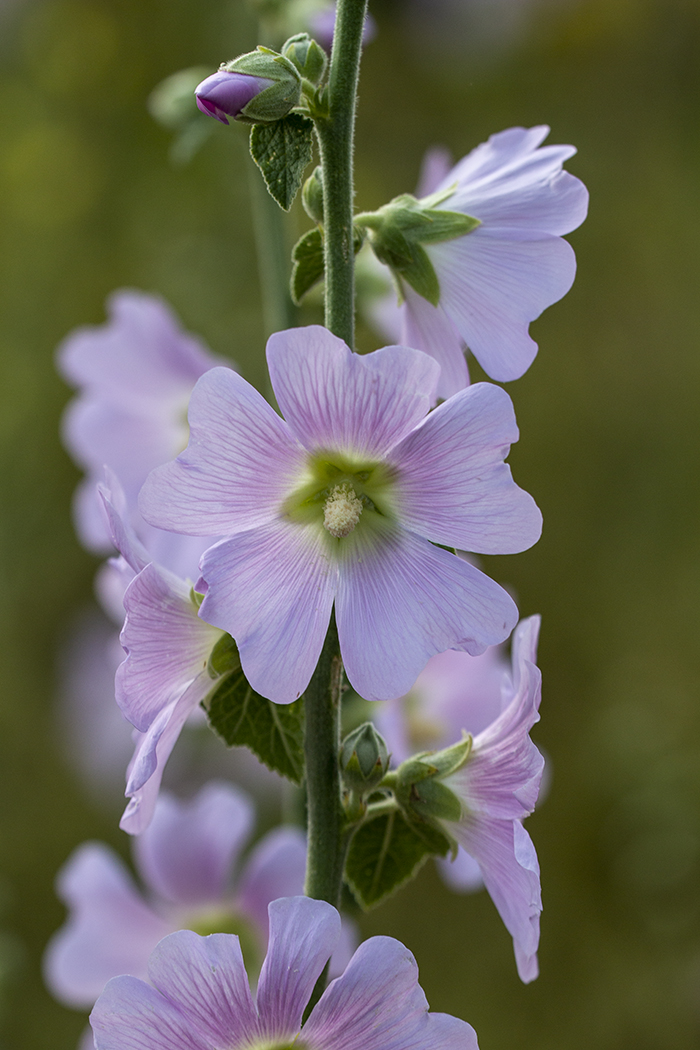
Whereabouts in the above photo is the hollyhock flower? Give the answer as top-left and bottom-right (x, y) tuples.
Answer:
(365, 126), (588, 397)
(45, 784), (354, 1025)
(195, 71), (275, 124)
(140, 325), (542, 704)
(57, 289), (226, 554)
(90, 895), (479, 1050)
(396, 617), (543, 981)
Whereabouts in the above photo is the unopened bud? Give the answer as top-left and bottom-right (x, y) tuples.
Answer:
(302, 166), (324, 224)
(196, 47), (301, 126)
(282, 33), (328, 84)
(340, 722), (390, 795)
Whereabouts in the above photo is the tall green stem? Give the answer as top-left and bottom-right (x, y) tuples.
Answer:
(302, 0), (368, 928)
(315, 0), (369, 347)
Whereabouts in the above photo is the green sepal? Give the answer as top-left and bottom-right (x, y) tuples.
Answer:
(222, 48), (302, 126)
(411, 778), (463, 823)
(206, 632), (240, 679)
(345, 809), (451, 909)
(282, 33), (328, 84)
(302, 166), (324, 224)
(291, 223), (365, 303)
(250, 113), (315, 211)
(357, 194), (480, 307)
(203, 668), (304, 783)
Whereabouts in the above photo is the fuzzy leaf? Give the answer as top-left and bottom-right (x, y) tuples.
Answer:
(345, 810), (451, 909)
(291, 227), (324, 303)
(203, 669), (304, 783)
(250, 114), (315, 211)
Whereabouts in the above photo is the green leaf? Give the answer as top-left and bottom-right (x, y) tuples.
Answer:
(203, 668), (304, 783)
(291, 227), (324, 303)
(250, 114), (315, 211)
(345, 810), (451, 909)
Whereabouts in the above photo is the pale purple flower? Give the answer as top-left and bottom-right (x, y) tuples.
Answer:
(392, 127), (589, 397)
(195, 71), (275, 125)
(140, 325), (542, 704)
(435, 616), (544, 982)
(57, 289), (226, 554)
(44, 784), (308, 1009)
(309, 3), (377, 51)
(90, 895), (478, 1050)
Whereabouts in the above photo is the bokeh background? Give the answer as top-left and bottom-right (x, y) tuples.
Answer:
(1, 0), (699, 1046)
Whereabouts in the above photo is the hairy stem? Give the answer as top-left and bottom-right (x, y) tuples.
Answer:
(314, 0), (369, 347)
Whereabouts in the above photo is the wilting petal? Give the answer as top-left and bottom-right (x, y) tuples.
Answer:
(267, 326), (439, 458)
(390, 382), (542, 553)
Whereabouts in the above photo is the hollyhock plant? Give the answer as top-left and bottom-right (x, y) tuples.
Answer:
(195, 70), (275, 124)
(90, 895), (479, 1050)
(140, 325), (542, 704)
(57, 289), (226, 554)
(396, 616), (543, 981)
(363, 126), (588, 397)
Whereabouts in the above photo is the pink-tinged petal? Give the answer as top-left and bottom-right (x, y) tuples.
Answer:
(436, 847), (484, 892)
(304, 936), (479, 1050)
(427, 229), (577, 382)
(390, 382), (542, 554)
(399, 290), (469, 401)
(43, 843), (168, 1008)
(117, 563), (220, 732)
(139, 367), (306, 536)
(91, 973), (212, 1050)
(450, 817), (540, 984)
(120, 679), (208, 835)
(336, 528), (518, 701)
(267, 326), (439, 457)
(146, 930), (257, 1048)
(98, 482), (150, 575)
(236, 827), (307, 937)
(256, 897), (340, 1041)
(199, 521), (336, 703)
(133, 783), (254, 906)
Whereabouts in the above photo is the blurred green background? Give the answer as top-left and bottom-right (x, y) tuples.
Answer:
(1, 0), (699, 1046)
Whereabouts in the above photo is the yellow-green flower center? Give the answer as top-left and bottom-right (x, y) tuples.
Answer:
(282, 452), (397, 542)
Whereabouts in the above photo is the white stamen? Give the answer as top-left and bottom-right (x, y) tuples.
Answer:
(323, 484), (363, 538)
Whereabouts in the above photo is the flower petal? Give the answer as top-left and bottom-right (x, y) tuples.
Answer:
(449, 817), (540, 983)
(198, 521), (337, 703)
(139, 366), (306, 536)
(44, 843), (168, 1008)
(117, 563), (220, 732)
(303, 935), (479, 1050)
(267, 326), (439, 457)
(91, 973), (213, 1050)
(236, 826), (307, 938)
(133, 783), (254, 906)
(427, 229), (577, 382)
(336, 528), (518, 701)
(256, 897), (340, 1041)
(146, 930), (258, 1048)
(436, 848), (484, 892)
(390, 382), (542, 554)
(399, 289), (469, 401)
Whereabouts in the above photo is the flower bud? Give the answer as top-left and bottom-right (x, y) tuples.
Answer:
(340, 722), (390, 796)
(282, 32), (328, 84)
(195, 47), (301, 126)
(302, 166), (324, 224)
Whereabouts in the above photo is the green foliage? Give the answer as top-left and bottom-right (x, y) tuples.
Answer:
(204, 668), (305, 783)
(345, 809), (451, 908)
(250, 114), (315, 211)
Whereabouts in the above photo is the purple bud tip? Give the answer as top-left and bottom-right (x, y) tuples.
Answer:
(309, 4), (376, 52)
(194, 70), (274, 124)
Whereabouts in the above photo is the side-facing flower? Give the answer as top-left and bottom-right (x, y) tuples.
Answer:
(90, 895), (479, 1050)
(140, 325), (542, 704)
(362, 126), (588, 396)
(44, 783), (316, 1013)
(395, 616), (544, 982)
(57, 289), (225, 553)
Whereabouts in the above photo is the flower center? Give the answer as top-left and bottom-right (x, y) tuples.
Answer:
(323, 484), (363, 538)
